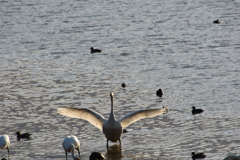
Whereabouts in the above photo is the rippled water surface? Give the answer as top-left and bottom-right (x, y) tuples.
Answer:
(0, 0), (240, 159)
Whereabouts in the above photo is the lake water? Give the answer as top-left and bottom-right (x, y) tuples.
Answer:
(0, 0), (239, 159)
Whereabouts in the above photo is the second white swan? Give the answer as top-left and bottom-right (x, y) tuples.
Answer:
(58, 92), (168, 146)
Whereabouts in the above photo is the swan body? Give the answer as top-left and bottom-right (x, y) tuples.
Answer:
(58, 92), (169, 146)
(0, 135), (10, 159)
(62, 135), (80, 160)
(103, 118), (122, 143)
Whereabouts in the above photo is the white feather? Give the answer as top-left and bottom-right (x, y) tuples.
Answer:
(119, 108), (168, 128)
(58, 108), (106, 130)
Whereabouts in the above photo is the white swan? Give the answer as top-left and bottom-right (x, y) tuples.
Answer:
(58, 92), (168, 146)
(0, 135), (10, 159)
(62, 135), (80, 160)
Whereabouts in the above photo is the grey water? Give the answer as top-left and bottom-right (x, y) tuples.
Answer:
(0, 0), (240, 159)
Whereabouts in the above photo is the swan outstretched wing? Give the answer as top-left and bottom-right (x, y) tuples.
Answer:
(57, 108), (107, 130)
(119, 107), (168, 128)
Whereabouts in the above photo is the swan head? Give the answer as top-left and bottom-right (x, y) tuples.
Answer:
(110, 92), (114, 98)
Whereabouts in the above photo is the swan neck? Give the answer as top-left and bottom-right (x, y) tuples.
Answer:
(70, 144), (76, 158)
(109, 94), (115, 120)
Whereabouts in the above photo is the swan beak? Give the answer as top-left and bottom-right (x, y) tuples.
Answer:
(110, 92), (114, 97)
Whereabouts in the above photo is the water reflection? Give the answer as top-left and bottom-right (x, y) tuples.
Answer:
(106, 145), (123, 160)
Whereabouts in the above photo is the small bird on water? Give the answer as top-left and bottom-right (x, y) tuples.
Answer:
(15, 132), (32, 141)
(192, 106), (204, 115)
(122, 129), (128, 133)
(213, 19), (221, 24)
(89, 152), (105, 160)
(90, 47), (102, 53)
(121, 83), (126, 88)
(156, 89), (163, 97)
(191, 152), (206, 159)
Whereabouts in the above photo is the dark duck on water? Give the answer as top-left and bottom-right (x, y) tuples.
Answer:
(90, 47), (102, 53)
(89, 152), (105, 160)
(191, 152), (206, 159)
(213, 19), (221, 24)
(156, 89), (163, 97)
(16, 132), (32, 141)
(192, 106), (204, 115)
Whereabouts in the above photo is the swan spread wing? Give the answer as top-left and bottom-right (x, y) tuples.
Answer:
(57, 108), (107, 130)
(119, 107), (168, 128)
